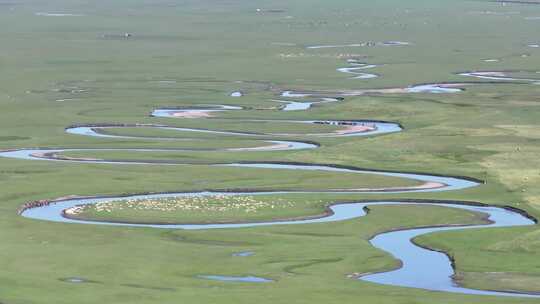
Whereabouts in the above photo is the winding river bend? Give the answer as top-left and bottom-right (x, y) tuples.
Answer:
(19, 195), (538, 297)
(2, 75), (539, 298)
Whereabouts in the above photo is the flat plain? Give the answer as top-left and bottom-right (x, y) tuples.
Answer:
(1, 0), (540, 303)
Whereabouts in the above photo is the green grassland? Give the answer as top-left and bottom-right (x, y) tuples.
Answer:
(1, 0), (540, 303)
(67, 195), (343, 224)
(99, 120), (344, 135)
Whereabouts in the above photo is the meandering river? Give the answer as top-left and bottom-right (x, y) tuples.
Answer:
(1, 68), (537, 298)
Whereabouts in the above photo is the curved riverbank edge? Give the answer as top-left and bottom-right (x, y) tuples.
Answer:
(67, 123), (269, 137)
(349, 211), (494, 276)
(275, 82), (468, 96)
(276, 80), (534, 98)
(18, 196), (513, 226)
(67, 118), (400, 125)
(458, 70), (540, 82)
(351, 212), (540, 298)
(359, 203), (539, 298)
(151, 105), (247, 111)
(17, 196), (494, 222)
(16, 195), (540, 297)
(65, 119), (401, 138)
(5, 158), (479, 193)
(6, 140), (321, 155)
(58, 198), (533, 227)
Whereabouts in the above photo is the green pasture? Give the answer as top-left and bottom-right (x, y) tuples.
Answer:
(1, 0), (540, 302)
